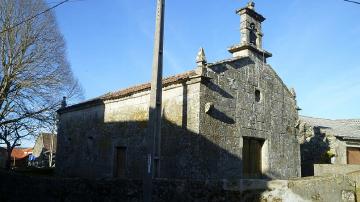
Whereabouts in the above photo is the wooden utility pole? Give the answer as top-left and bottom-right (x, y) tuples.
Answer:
(144, 0), (165, 201)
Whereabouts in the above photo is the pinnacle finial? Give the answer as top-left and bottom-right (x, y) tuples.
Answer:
(196, 47), (207, 67)
(61, 96), (67, 108)
(247, 1), (255, 9)
(290, 88), (296, 98)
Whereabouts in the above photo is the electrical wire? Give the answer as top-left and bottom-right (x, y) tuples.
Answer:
(47, 0), (86, 5)
(0, 0), (70, 34)
(344, 0), (360, 5)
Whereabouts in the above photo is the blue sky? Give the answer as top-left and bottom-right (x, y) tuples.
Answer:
(52, 0), (360, 120)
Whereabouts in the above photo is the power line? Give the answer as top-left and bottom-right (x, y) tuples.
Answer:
(48, 0), (86, 5)
(344, 0), (360, 5)
(0, 0), (70, 34)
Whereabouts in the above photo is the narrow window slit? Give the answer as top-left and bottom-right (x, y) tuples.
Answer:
(255, 89), (261, 102)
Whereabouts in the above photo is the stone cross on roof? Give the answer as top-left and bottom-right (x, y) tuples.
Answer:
(247, 1), (255, 9)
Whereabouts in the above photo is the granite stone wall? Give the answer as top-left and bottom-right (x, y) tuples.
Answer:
(57, 55), (301, 180)
(314, 164), (360, 176)
(199, 56), (301, 179)
(57, 80), (205, 179)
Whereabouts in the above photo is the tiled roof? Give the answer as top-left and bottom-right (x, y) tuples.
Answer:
(300, 116), (360, 139)
(100, 70), (197, 100)
(11, 148), (32, 160)
(59, 70), (197, 113)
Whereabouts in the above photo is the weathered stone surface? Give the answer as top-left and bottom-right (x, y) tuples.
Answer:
(57, 81), (202, 179)
(314, 164), (360, 176)
(289, 175), (356, 202)
(199, 55), (300, 180)
(0, 171), (358, 202)
(56, 49), (300, 180)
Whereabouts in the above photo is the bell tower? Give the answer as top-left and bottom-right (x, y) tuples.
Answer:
(228, 1), (272, 60)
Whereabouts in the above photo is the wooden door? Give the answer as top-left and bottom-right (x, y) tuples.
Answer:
(115, 147), (126, 178)
(243, 137), (264, 178)
(347, 147), (360, 164)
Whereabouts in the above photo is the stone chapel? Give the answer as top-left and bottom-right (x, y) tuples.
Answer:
(56, 2), (301, 180)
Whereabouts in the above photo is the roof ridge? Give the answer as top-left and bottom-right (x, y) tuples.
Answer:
(59, 70), (198, 113)
(300, 115), (360, 122)
(299, 115), (336, 121)
(335, 119), (360, 124)
(101, 70), (197, 101)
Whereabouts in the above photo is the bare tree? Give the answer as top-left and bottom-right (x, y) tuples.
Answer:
(0, 0), (83, 170)
(0, 119), (37, 169)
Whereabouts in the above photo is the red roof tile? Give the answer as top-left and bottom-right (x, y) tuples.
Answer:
(59, 70), (197, 113)
(11, 148), (32, 160)
(101, 70), (197, 100)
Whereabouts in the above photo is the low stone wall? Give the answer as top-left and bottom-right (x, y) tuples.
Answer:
(314, 164), (360, 176)
(0, 171), (358, 202)
(0, 172), (244, 202)
(289, 175), (356, 202)
(224, 176), (356, 202)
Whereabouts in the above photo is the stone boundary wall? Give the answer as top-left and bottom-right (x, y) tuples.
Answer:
(315, 164), (360, 176)
(0, 171), (358, 202)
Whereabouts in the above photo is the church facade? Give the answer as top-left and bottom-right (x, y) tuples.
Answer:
(56, 2), (301, 180)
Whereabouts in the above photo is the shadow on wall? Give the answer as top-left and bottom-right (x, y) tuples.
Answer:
(211, 58), (255, 74)
(58, 113), (246, 179)
(57, 81), (275, 181)
(207, 107), (236, 124)
(55, 111), (287, 202)
(206, 80), (234, 99)
(300, 126), (331, 177)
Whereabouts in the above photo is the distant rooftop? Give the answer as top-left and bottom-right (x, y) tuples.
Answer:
(12, 148), (32, 160)
(300, 116), (360, 139)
